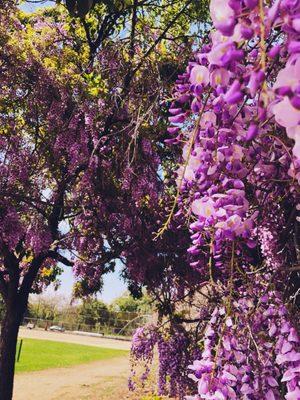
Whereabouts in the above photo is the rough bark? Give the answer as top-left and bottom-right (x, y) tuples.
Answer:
(0, 299), (25, 400)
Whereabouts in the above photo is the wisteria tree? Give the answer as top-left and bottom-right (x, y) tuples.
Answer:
(4, 1), (300, 400)
(0, 0), (209, 399)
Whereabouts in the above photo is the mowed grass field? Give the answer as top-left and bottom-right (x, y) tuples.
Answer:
(15, 338), (128, 373)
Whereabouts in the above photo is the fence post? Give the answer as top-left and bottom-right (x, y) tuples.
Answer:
(16, 339), (23, 363)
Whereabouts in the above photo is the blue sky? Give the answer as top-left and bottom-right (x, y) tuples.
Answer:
(21, 0), (128, 303)
(54, 262), (128, 303)
(20, 1), (54, 13)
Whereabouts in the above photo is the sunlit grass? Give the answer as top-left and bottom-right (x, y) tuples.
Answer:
(15, 338), (128, 373)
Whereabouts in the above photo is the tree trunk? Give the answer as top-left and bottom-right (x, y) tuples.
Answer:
(0, 303), (23, 400)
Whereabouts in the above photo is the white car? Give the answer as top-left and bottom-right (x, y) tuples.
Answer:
(49, 325), (65, 332)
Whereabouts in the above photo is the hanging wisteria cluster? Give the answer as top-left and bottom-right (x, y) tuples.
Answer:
(162, 0), (300, 399)
(130, 323), (201, 398)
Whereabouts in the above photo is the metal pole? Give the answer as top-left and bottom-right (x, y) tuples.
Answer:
(17, 339), (23, 363)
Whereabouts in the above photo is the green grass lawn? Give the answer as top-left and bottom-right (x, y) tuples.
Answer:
(15, 338), (128, 373)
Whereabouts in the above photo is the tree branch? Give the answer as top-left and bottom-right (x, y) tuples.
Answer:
(0, 271), (8, 301)
(47, 250), (74, 267)
(19, 254), (46, 302)
(127, 0), (193, 86)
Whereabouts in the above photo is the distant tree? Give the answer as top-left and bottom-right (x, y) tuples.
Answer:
(110, 292), (152, 313)
(28, 297), (60, 321)
(77, 298), (110, 326)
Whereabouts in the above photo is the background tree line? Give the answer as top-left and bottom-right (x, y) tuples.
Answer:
(25, 292), (153, 335)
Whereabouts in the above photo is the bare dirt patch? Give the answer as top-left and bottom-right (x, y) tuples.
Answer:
(13, 356), (130, 400)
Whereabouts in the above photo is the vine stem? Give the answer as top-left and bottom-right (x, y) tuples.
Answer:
(259, 0), (267, 72)
(227, 241), (235, 315)
(210, 241), (236, 383)
(209, 235), (215, 285)
(155, 89), (212, 239)
(259, 0), (269, 107)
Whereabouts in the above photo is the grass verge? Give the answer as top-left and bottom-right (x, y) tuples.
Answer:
(15, 338), (128, 373)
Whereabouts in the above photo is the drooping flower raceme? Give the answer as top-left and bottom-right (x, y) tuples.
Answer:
(165, 0), (300, 398)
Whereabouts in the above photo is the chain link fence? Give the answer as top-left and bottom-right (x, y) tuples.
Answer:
(22, 312), (152, 338)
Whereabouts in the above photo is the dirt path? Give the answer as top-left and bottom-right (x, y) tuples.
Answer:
(13, 328), (133, 400)
(13, 355), (130, 400)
